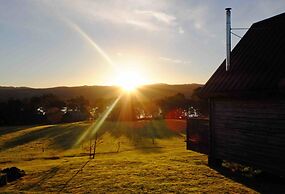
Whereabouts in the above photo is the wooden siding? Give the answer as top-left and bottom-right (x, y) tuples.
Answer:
(212, 98), (285, 176)
(186, 118), (209, 154)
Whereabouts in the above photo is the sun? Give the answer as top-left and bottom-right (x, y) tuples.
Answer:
(116, 69), (144, 92)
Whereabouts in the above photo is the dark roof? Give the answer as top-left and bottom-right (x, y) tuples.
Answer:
(200, 12), (285, 98)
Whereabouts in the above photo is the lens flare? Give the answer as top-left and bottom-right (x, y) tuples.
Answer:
(64, 19), (117, 71)
(75, 94), (122, 146)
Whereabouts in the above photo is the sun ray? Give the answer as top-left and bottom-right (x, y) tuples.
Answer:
(64, 18), (118, 71)
(75, 94), (122, 146)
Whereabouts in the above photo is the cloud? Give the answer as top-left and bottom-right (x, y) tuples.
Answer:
(134, 10), (176, 25)
(178, 27), (184, 34)
(43, 1), (180, 32)
(159, 57), (190, 64)
(126, 10), (179, 31)
(187, 5), (208, 31)
(126, 10), (177, 31)
(126, 19), (158, 31)
(177, 3), (215, 37)
(116, 52), (123, 57)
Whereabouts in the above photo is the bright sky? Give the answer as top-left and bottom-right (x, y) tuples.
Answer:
(1, 0), (285, 88)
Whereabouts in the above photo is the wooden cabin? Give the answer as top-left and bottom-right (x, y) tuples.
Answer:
(198, 13), (285, 176)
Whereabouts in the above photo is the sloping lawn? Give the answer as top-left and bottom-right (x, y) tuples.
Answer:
(0, 120), (272, 193)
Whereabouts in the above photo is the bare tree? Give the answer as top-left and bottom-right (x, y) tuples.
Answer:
(89, 133), (103, 159)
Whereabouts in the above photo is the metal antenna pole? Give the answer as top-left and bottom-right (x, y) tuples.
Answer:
(225, 8), (231, 71)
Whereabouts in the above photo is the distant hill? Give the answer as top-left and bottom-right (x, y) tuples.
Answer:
(0, 84), (202, 102)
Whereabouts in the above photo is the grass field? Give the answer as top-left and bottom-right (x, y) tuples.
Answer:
(0, 120), (282, 193)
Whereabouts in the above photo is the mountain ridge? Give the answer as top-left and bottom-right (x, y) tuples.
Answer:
(0, 83), (203, 102)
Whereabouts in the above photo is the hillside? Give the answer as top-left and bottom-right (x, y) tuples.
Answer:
(0, 120), (267, 193)
(0, 84), (202, 102)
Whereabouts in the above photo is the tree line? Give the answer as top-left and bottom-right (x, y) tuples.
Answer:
(0, 87), (207, 126)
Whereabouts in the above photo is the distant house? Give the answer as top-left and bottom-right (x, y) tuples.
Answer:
(198, 13), (285, 176)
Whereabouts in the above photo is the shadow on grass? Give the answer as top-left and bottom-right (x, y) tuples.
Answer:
(22, 166), (60, 191)
(0, 125), (38, 137)
(212, 165), (285, 194)
(0, 123), (88, 151)
(101, 120), (182, 152)
(0, 120), (185, 153)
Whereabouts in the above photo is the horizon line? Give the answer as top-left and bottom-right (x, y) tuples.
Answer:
(0, 82), (204, 90)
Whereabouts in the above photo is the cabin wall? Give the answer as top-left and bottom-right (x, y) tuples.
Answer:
(186, 118), (209, 154)
(211, 98), (285, 175)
